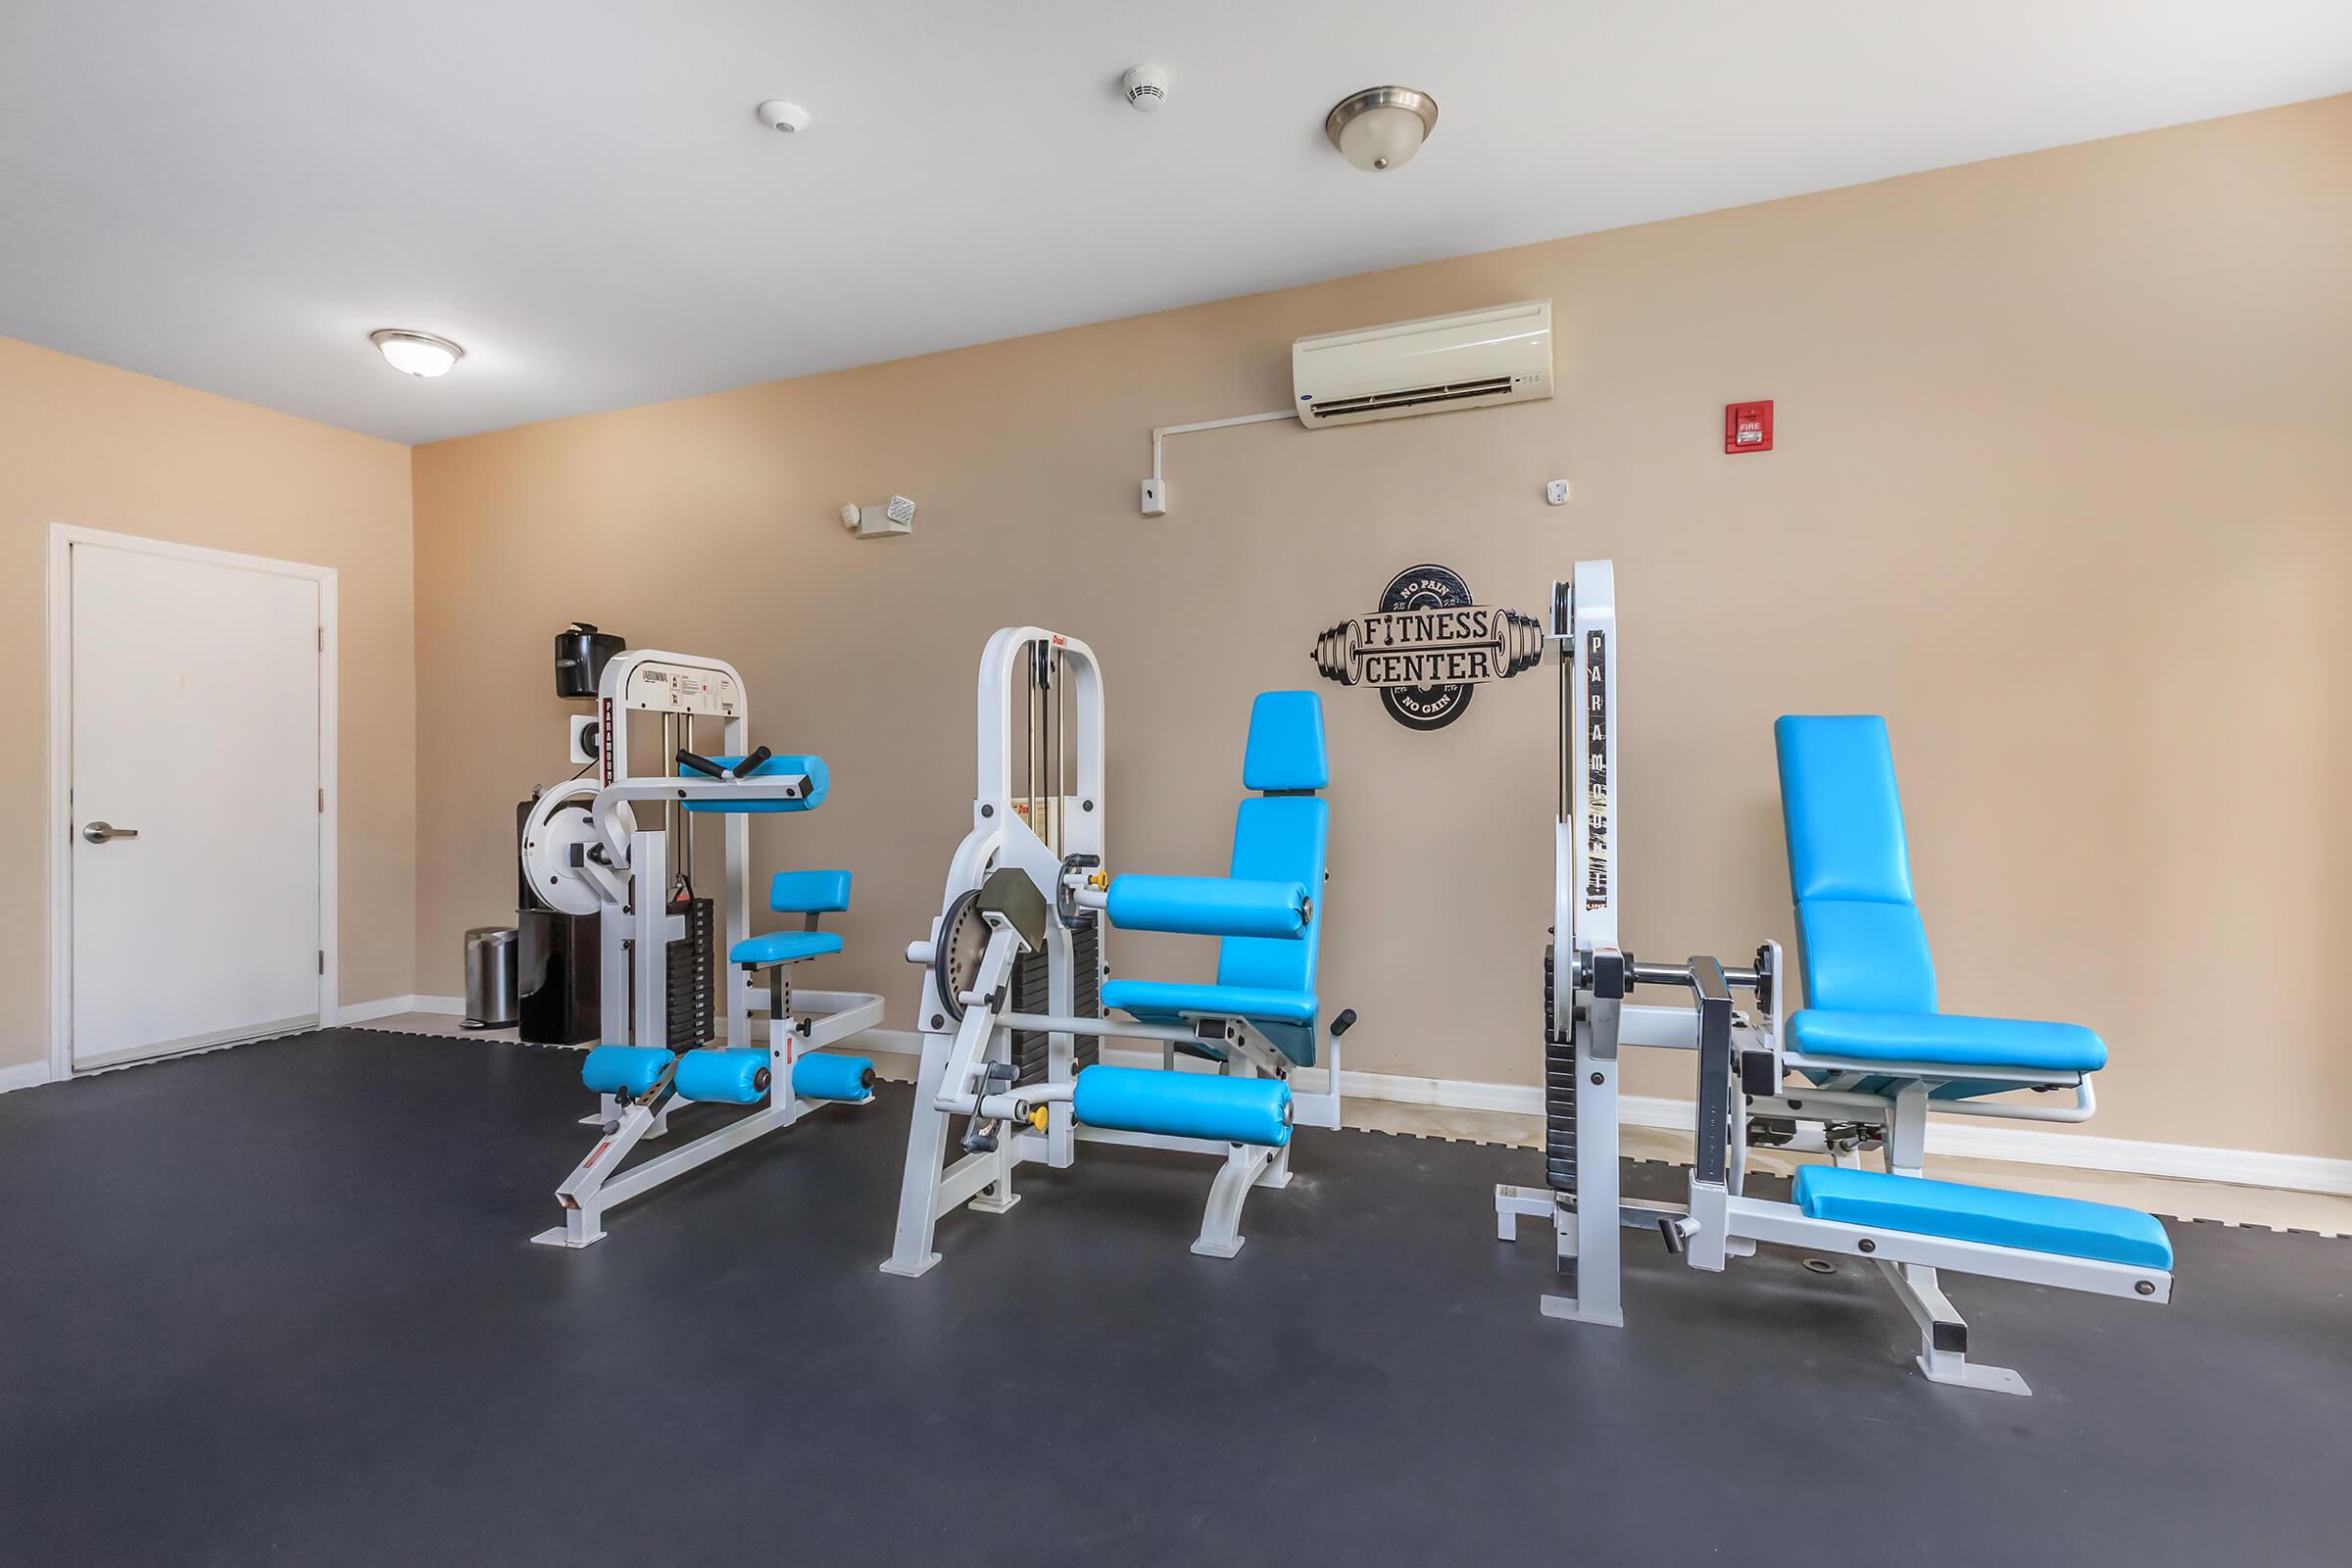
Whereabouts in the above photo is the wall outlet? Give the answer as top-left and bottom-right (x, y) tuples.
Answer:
(1545, 479), (1571, 506)
(1139, 477), (1166, 515)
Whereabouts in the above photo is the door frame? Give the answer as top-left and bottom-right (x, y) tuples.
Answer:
(45, 523), (340, 1080)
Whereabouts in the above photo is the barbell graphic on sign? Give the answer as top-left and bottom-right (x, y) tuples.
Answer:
(1309, 564), (1544, 730)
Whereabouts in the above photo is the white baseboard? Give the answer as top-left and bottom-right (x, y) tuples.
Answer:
(331, 994), (437, 1026)
(410, 995), (466, 1016)
(919, 1038), (2352, 1197)
(0, 1059), (54, 1096)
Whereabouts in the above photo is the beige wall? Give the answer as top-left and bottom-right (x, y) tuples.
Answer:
(1, 336), (418, 1069)
(414, 96), (2352, 1159)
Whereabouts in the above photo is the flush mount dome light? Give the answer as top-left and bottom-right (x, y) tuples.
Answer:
(1324, 85), (1438, 172)
(369, 328), (465, 377)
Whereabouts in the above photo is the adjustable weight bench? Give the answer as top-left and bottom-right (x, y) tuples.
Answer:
(1752, 714), (2173, 1390)
(1496, 563), (2170, 1396)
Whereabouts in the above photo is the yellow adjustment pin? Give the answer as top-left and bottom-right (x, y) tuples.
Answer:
(1087, 870), (1111, 892)
(1026, 1104), (1051, 1131)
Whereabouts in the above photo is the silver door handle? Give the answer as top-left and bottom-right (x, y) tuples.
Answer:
(81, 820), (139, 844)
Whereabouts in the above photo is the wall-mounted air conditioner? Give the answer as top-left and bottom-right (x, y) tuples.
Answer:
(1292, 300), (1552, 428)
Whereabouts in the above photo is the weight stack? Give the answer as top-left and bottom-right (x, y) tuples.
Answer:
(1012, 923), (1102, 1087)
(1544, 944), (1578, 1194)
(664, 896), (715, 1049)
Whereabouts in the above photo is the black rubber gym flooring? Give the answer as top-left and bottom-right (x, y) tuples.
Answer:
(3, 1029), (2346, 1566)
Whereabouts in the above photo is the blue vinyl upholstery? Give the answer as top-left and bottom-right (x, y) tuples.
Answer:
(729, 930), (844, 966)
(1794, 1165), (2172, 1270)
(1106, 874), (1310, 939)
(1102, 691), (1330, 1065)
(791, 1054), (877, 1102)
(582, 1045), (675, 1098)
(1072, 1064), (1292, 1148)
(1776, 715), (2105, 1079)
(1789, 1010), (2105, 1073)
(681, 754), (830, 813)
(1242, 690), (1329, 791)
(674, 1047), (771, 1104)
(770, 869), (852, 913)
(734, 869), (853, 968)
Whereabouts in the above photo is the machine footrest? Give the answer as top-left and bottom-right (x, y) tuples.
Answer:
(1072, 1065), (1292, 1148)
(581, 1046), (675, 1098)
(1792, 1165), (2172, 1270)
(793, 1054), (876, 1102)
(674, 1048), (771, 1105)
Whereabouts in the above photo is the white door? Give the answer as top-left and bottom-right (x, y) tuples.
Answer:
(69, 541), (323, 1069)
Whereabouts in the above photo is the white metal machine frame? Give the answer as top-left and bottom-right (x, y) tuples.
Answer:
(521, 648), (882, 1248)
(882, 628), (1330, 1277)
(1493, 563), (2171, 1393)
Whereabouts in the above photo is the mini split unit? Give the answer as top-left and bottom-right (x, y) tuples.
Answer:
(1291, 300), (1552, 427)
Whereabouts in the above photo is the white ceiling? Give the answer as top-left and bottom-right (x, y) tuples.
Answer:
(4, 2), (2347, 444)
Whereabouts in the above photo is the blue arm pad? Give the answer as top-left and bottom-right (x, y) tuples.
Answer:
(681, 754), (829, 813)
(1105, 875), (1309, 939)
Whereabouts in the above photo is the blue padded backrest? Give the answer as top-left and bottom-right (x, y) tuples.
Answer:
(1775, 716), (1912, 903)
(1217, 796), (1328, 997)
(1775, 715), (1937, 1014)
(1795, 901), (1936, 1013)
(770, 869), (852, 913)
(1243, 691), (1329, 792)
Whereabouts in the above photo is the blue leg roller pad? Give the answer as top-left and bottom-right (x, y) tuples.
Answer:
(793, 1054), (877, 1102)
(1072, 1064), (1292, 1147)
(674, 1048), (772, 1105)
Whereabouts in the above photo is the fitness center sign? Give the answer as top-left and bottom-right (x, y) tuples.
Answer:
(1310, 564), (1544, 730)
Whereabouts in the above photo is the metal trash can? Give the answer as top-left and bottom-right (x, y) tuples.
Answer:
(464, 926), (519, 1029)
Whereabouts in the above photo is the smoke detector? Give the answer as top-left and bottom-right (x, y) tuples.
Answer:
(1121, 65), (1168, 113)
(757, 100), (810, 133)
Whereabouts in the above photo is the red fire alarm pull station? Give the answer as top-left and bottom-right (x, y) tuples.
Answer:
(1725, 400), (1773, 454)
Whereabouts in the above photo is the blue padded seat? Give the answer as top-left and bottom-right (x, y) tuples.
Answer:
(1776, 715), (2103, 1081)
(1104, 691), (1330, 1066)
(1794, 1165), (2172, 1271)
(734, 869), (852, 967)
(730, 930), (843, 966)
(1098, 980), (1318, 1027)
(681, 754), (829, 813)
(1788, 1010), (2106, 1073)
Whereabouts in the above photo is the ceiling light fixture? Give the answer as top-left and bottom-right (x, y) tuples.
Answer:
(369, 329), (465, 377)
(1324, 85), (1438, 172)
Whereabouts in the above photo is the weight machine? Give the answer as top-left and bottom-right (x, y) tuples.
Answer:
(883, 628), (1351, 1276)
(1494, 562), (2172, 1393)
(519, 647), (882, 1249)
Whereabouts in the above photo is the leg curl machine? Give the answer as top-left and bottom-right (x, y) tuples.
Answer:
(883, 628), (1353, 1275)
(1495, 562), (2172, 1393)
(519, 648), (883, 1248)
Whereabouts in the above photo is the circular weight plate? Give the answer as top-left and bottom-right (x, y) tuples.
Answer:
(931, 888), (988, 1023)
(521, 779), (605, 916)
